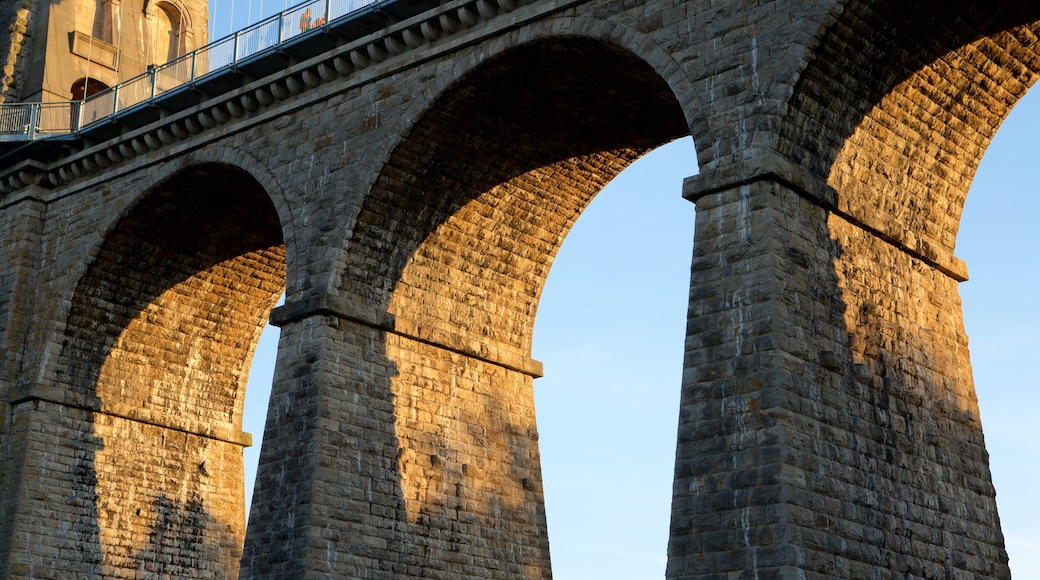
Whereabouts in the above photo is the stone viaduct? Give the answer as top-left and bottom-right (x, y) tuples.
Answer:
(0, 0), (1035, 577)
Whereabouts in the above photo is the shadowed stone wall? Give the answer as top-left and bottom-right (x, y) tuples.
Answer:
(0, 0), (1036, 577)
(0, 0), (41, 102)
(673, 172), (1006, 577)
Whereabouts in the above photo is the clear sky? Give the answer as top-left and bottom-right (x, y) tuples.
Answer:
(958, 89), (1040, 578)
(214, 1), (1040, 577)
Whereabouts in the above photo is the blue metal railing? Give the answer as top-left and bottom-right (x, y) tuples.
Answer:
(0, 0), (387, 142)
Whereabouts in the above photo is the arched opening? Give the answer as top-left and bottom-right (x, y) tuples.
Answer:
(71, 77), (109, 100)
(242, 294), (282, 519)
(270, 35), (697, 576)
(782, 1), (1040, 265)
(151, 2), (185, 65)
(529, 137), (695, 576)
(235, 33), (696, 576)
(240, 141), (697, 577)
(959, 89), (1040, 578)
(55, 163), (285, 577)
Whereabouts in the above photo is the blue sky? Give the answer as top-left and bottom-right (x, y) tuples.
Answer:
(215, 1), (1040, 577)
(958, 89), (1040, 578)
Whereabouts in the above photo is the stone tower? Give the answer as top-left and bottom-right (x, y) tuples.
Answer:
(0, 0), (209, 103)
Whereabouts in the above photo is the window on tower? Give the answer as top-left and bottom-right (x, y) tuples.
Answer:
(151, 3), (185, 66)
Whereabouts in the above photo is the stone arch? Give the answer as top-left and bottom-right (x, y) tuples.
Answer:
(119, 146), (303, 297)
(319, 16), (710, 304)
(781, 0), (1040, 263)
(478, 15), (711, 168)
(45, 147), (298, 323)
(52, 162), (286, 577)
(326, 33), (692, 576)
(342, 33), (693, 359)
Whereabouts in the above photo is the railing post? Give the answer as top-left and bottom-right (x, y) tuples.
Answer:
(325, 0), (332, 25)
(150, 68), (158, 98)
(278, 9), (285, 43)
(190, 51), (197, 81)
(112, 85), (120, 116)
(233, 31), (240, 65)
(26, 104), (38, 140)
(75, 101), (84, 132)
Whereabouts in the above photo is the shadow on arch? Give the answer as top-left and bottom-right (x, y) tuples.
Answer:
(331, 34), (697, 576)
(783, 0), (1040, 265)
(52, 162), (285, 577)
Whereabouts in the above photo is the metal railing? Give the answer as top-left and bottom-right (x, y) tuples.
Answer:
(0, 0), (388, 142)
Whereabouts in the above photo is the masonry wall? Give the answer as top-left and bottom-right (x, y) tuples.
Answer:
(0, 0), (42, 101)
(815, 212), (1002, 577)
(242, 313), (552, 578)
(2, 402), (246, 578)
(0, 163), (284, 577)
(670, 178), (1006, 578)
(0, 192), (46, 575)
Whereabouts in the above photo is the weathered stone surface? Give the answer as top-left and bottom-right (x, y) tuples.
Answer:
(0, 0), (1033, 578)
(0, 0), (41, 103)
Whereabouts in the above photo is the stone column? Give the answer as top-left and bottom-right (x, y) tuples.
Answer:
(242, 294), (551, 579)
(241, 299), (393, 578)
(667, 157), (1008, 578)
(0, 191), (46, 577)
(667, 170), (803, 578)
(0, 193), (106, 579)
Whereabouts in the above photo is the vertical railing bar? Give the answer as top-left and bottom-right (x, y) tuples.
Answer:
(27, 103), (38, 140)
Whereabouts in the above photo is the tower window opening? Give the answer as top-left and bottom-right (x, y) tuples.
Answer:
(151, 3), (185, 66)
(71, 77), (110, 100)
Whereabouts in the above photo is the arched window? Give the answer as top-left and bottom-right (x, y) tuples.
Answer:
(71, 77), (109, 100)
(151, 3), (184, 65)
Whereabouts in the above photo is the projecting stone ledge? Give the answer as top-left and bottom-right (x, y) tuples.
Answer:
(272, 292), (544, 378)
